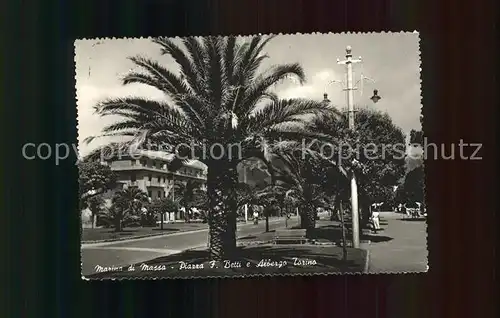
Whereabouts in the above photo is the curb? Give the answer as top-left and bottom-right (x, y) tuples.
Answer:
(363, 249), (370, 273)
(82, 227), (207, 244)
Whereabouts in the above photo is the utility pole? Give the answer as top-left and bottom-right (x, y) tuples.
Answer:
(337, 46), (362, 248)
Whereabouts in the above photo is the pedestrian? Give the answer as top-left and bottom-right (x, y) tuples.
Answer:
(371, 210), (381, 233)
(403, 203), (410, 218)
(253, 208), (259, 225)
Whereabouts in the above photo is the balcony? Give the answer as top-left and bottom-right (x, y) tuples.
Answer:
(174, 170), (207, 180)
(145, 180), (170, 187)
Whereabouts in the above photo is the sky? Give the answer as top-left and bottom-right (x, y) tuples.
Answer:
(75, 32), (422, 157)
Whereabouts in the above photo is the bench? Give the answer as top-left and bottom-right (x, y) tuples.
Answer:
(404, 208), (422, 218)
(274, 229), (307, 244)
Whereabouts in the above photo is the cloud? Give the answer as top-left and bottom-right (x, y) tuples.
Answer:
(277, 68), (340, 100)
(76, 83), (166, 156)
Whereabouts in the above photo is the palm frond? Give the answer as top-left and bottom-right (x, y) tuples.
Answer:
(152, 37), (205, 95)
(124, 56), (189, 96)
(223, 36), (237, 84)
(182, 37), (207, 82)
(94, 97), (171, 118)
(82, 131), (136, 145)
(246, 98), (334, 133)
(237, 63), (306, 117)
(205, 36), (226, 110)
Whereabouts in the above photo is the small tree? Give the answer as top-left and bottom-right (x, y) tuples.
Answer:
(87, 195), (105, 228)
(254, 185), (285, 232)
(150, 198), (180, 230)
(402, 166), (425, 204)
(173, 180), (201, 222)
(409, 114), (424, 146)
(78, 161), (116, 208)
(78, 160), (117, 233)
(102, 188), (149, 232)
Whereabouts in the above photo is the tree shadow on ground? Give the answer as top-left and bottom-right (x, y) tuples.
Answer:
(240, 235), (257, 240)
(310, 224), (393, 244)
(89, 229), (144, 237)
(360, 233), (393, 243)
(111, 229), (139, 235)
(398, 218), (426, 222)
(82, 227), (181, 242)
(87, 244), (367, 279)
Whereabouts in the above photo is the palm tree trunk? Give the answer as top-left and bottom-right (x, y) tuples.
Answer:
(160, 213), (164, 230)
(306, 205), (316, 232)
(115, 217), (122, 232)
(299, 203), (316, 234)
(207, 162), (238, 261)
(265, 216), (269, 232)
(185, 204), (191, 223)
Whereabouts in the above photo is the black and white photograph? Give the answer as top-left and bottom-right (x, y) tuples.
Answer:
(76, 32), (427, 279)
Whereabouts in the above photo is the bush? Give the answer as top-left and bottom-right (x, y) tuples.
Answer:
(122, 215), (141, 228)
(140, 212), (157, 227)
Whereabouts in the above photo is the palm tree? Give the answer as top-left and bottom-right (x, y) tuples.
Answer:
(86, 35), (333, 260)
(270, 149), (331, 235)
(108, 187), (149, 232)
(87, 195), (105, 229)
(252, 184), (285, 232)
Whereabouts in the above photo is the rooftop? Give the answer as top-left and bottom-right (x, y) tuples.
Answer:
(135, 150), (207, 171)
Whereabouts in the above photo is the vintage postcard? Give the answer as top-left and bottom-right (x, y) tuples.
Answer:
(76, 32), (427, 279)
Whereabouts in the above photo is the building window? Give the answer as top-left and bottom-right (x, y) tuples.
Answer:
(148, 191), (152, 198)
(131, 160), (135, 166)
(148, 175), (152, 182)
(158, 191), (162, 198)
(131, 174), (136, 182)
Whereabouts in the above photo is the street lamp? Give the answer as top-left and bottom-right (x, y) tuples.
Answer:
(370, 89), (381, 103)
(335, 45), (366, 248)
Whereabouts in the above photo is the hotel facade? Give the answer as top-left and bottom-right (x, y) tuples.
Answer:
(104, 150), (208, 200)
(81, 151), (273, 226)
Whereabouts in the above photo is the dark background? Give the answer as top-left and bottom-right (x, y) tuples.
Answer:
(1, 0), (497, 317)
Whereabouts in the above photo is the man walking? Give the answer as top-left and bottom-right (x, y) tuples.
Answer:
(253, 208), (259, 225)
(371, 210), (381, 233)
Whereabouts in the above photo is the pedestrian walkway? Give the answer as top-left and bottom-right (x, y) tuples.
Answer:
(364, 212), (428, 273)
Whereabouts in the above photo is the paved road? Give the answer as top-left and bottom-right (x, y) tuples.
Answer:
(365, 212), (428, 273)
(82, 217), (293, 276)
